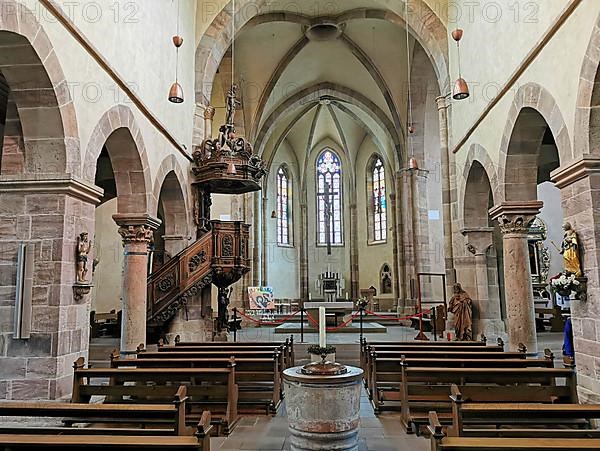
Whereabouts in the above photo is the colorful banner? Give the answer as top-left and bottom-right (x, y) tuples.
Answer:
(248, 286), (275, 310)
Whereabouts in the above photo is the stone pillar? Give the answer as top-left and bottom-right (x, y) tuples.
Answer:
(349, 203), (359, 299)
(204, 106), (215, 140)
(0, 175), (102, 399)
(461, 227), (506, 340)
(437, 96), (456, 289)
(389, 193), (401, 303)
(261, 194), (268, 287)
(299, 202), (309, 302)
(489, 202), (542, 353)
(113, 214), (160, 356)
(252, 191), (261, 286)
(552, 157), (600, 402)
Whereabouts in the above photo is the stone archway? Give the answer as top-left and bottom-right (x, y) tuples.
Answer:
(153, 156), (190, 260)
(87, 105), (159, 356)
(461, 152), (505, 341)
(0, 7), (80, 176)
(0, 2), (95, 401)
(84, 105), (154, 215)
(491, 83), (567, 353)
(558, 13), (600, 402)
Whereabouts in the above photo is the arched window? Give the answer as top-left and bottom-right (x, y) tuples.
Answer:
(317, 149), (343, 245)
(369, 156), (387, 242)
(276, 165), (291, 246)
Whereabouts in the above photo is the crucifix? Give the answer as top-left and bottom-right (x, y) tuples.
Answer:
(317, 181), (338, 255)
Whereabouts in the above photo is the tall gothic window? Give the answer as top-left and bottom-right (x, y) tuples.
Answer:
(370, 156), (387, 242)
(276, 165), (291, 246)
(317, 150), (343, 245)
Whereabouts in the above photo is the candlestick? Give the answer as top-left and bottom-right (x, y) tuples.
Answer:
(309, 293), (312, 301)
(319, 306), (326, 347)
(345, 291), (349, 300)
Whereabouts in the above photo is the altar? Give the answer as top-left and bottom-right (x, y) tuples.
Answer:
(305, 301), (354, 327)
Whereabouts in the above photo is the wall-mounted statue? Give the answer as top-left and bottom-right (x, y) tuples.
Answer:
(448, 283), (473, 341)
(76, 232), (92, 284)
(560, 222), (582, 277)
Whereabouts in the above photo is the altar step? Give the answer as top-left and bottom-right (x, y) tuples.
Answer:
(273, 321), (387, 334)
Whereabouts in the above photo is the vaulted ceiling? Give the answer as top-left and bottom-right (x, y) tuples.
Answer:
(206, 0), (447, 175)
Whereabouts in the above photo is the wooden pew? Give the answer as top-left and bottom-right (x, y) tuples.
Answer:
(400, 366), (576, 434)
(428, 412), (600, 450)
(0, 434), (210, 450)
(368, 350), (552, 412)
(362, 340), (521, 395)
(72, 357), (239, 435)
(138, 347), (286, 375)
(360, 337), (507, 373)
(449, 387), (600, 437)
(0, 386), (212, 450)
(169, 336), (294, 367)
(112, 353), (281, 414)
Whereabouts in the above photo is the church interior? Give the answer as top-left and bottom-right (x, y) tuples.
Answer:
(2, 0), (600, 450)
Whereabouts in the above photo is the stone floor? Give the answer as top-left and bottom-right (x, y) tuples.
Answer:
(211, 327), (565, 450)
(211, 388), (429, 451)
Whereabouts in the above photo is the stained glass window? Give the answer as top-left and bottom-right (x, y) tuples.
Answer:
(276, 165), (290, 245)
(317, 150), (343, 245)
(372, 157), (387, 241)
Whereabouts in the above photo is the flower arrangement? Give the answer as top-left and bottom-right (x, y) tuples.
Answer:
(550, 272), (580, 296)
(356, 298), (369, 309)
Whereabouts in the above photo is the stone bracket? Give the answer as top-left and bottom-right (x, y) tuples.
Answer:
(73, 283), (93, 302)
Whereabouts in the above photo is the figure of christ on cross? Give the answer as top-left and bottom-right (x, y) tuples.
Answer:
(317, 181), (338, 255)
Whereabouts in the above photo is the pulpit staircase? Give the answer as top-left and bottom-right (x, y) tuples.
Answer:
(146, 84), (265, 339)
(146, 221), (251, 331)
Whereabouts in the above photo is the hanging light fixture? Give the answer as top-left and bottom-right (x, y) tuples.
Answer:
(452, 28), (469, 101)
(168, 0), (184, 103)
(404, 0), (419, 172)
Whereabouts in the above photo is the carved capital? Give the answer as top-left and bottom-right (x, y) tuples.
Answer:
(118, 224), (154, 244)
(489, 201), (543, 235)
(113, 213), (161, 244)
(204, 105), (216, 120)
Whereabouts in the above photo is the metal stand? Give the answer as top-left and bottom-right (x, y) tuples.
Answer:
(359, 307), (365, 345)
(300, 307), (305, 343)
(232, 307), (238, 342)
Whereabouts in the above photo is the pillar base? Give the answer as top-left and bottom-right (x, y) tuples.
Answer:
(476, 319), (507, 344)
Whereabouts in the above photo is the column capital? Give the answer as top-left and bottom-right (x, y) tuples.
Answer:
(112, 214), (161, 244)
(203, 105), (216, 120)
(461, 227), (494, 255)
(436, 95), (449, 110)
(550, 155), (600, 189)
(489, 201), (543, 234)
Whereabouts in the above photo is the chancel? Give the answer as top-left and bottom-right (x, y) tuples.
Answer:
(2, 1), (600, 450)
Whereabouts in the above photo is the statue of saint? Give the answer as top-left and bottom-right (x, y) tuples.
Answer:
(448, 283), (473, 341)
(76, 232), (92, 284)
(560, 222), (582, 277)
(225, 84), (241, 126)
(217, 287), (232, 332)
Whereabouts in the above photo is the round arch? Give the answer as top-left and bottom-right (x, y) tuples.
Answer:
(497, 83), (572, 202)
(84, 105), (153, 215)
(0, 1), (80, 176)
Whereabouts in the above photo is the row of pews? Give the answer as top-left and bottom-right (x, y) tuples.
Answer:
(361, 337), (600, 450)
(0, 337), (294, 450)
